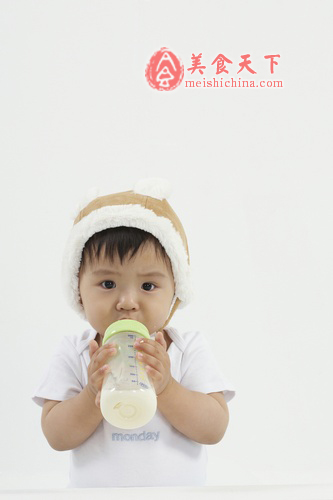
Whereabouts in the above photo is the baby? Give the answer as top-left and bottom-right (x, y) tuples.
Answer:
(32, 179), (235, 487)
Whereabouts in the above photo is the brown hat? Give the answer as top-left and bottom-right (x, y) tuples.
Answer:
(62, 178), (193, 325)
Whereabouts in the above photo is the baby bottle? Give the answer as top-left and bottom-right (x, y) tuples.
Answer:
(100, 319), (157, 429)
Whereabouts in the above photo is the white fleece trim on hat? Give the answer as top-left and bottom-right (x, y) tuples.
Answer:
(62, 204), (193, 319)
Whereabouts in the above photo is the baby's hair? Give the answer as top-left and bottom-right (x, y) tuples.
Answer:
(79, 226), (170, 273)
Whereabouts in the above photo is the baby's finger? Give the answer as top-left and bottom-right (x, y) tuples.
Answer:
(90, 363), (111, 387)
(137, 350), (163, 372)
(155, 331), (167, 350)
(93, 344), (117, 365)
(89, 340), (99, 360)
(145, 364), (163, 382)
(135, 339), (163, 359)
(89, 344), (116, 370)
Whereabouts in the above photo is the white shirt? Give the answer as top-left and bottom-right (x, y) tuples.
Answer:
(32, 326), (235, 487)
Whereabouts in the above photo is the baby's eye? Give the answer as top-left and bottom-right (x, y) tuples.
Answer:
(101, 281), (116, 289)
(142, 282), (156, 291)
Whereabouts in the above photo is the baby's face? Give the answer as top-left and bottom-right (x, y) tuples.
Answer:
(78, 242), (175, 338)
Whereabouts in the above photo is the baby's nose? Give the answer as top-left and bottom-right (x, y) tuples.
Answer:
(116, 291), (139, 310)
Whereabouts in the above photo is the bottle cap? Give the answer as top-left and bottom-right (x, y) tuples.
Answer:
(102, 320), (150, 345)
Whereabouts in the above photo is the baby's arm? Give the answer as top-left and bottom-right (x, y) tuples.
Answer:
(41, 340), (116, 451)
(157, 381), (229, 445)
(134, 333), (229, 445)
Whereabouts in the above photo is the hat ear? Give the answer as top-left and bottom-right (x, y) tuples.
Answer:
(70, 187), (104, 220)
(133, 178), (172, 200)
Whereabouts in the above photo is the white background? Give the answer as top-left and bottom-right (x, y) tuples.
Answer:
(1, 0), (332, 490)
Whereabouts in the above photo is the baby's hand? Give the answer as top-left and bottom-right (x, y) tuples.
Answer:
(134, 331), (172, 396)
(87, 340), (117, 408)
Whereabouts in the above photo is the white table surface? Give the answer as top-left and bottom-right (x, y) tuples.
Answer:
(1, 484), (333, 500)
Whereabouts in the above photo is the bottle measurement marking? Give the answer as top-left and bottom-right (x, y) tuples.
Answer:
(130, 356), (139, 385)
(128, 335), (140, 386)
